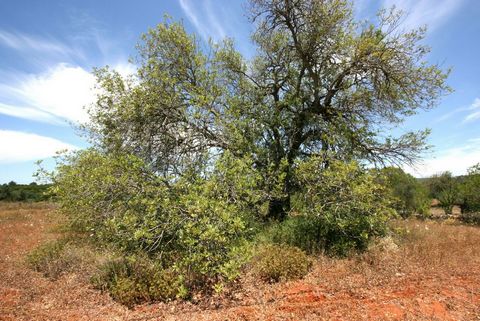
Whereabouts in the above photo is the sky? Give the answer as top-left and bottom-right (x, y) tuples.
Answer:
(0, 0), (479, 183)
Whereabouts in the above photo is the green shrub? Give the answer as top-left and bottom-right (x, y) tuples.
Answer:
(378, 167), (430, 218)
(460, 163), (480, 213)
(47, 149), (258, 297)
(426, 171), (460, 214)
(292, 158), (395, 256)
(257, 216), (325, 254)
(91, 255), (187, 307)
(252, 244), (312, 282)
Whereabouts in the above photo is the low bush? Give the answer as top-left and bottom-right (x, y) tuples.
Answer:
(459, 212), (480, 225)
(45, 150), (258, 302)
(292, 158), (395, 256)
(425, 172), (460, 214)
(251, 244), (312, 282)
(258, 216), (325, 254)
(27, 240), (67, 278)
(91, 255), (186, 307)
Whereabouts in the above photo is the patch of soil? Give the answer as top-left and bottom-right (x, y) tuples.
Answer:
(1, 203), (479, 320)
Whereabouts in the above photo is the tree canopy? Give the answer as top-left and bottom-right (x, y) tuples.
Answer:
(86, 0), (449, 220)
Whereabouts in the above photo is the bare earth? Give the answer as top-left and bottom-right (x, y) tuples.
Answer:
(1, 203), (479, 321)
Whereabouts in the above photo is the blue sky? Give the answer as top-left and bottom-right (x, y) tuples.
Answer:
(0, 0), (479, 183)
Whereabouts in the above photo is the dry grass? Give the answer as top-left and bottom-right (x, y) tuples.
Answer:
(1, 203), (480, 320)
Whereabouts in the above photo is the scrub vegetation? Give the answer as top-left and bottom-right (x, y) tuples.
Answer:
(21, 0), (479, 313)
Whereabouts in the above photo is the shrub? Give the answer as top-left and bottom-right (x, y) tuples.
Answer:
(46, 149), (258, 297)
(459, 212), (480, 225)
(292, 158), (395, 256)
(257, 216), (325, 254)
(378, 167), (430, 218)
(252, 244), (312, 282)
(27, 240), (67, 278)
(426, 171), (460, 214)
(91, 255), (186, 307)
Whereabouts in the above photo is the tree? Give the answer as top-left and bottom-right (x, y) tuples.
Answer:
(379, 167), (429, 218)
(427, 171), (460, 214)
(86, 0), (450, 221)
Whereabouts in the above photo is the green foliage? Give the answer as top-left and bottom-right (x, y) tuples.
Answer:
(86, 2), (450, 220)
(0, 182), (50, 202)
(258, 216), (326, 254)
(91, 255), (186, 307)
(426, 172), (460, 214)
(460, 163), (480, 213)
(252, 244), (312, 283)
(48, 149), (259, 298)
(378, 167), (430, 218)
(293, 158), (395, 256)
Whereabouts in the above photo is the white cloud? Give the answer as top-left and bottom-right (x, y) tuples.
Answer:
(0, 130), (77, 163)
(0, 63), (95, 124)
(405, 143), (480, 177)
(0, 103), (60, 124)
(178, 0), (226, 42)
(433, 98), (480, 124)
(0, 30), (82, 60)
(0, 61), (135, 125)
(382, 0), (464, 32)
(464, 98), (480, 123)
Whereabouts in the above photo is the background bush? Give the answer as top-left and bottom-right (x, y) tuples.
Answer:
(425, 171), (460, 214)
(252, 244), (312, 282)
(378, 167), (430, 218)
(0, 181), (50, 202)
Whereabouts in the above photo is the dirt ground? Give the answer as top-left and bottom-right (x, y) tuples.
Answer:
(1, 202), (480, 321)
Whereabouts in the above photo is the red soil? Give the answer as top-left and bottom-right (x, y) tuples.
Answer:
(1, 203), (479, 320)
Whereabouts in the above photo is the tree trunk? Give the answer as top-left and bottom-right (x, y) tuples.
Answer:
(266, 165), (293, 221)
(267, 194), (291, 221)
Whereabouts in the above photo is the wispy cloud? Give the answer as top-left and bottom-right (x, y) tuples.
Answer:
(463, 98), (480, 123)
(178, 0), (227, 42)
(0, 30), (83, 60)
(0, 22), (136, 126)
(433, 98), (480, 124)
(381, 0), (464, 32)
(0, 103), (60, 124)
(0, 130), (77, 163)
(405, 142), (480, 177)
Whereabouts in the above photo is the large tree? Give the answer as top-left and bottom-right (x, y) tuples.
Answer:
(87, 0), (450, 220)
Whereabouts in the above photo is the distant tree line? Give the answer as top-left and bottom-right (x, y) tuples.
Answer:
(420, 164), (480, 224)
(0, 181), (51, 202)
